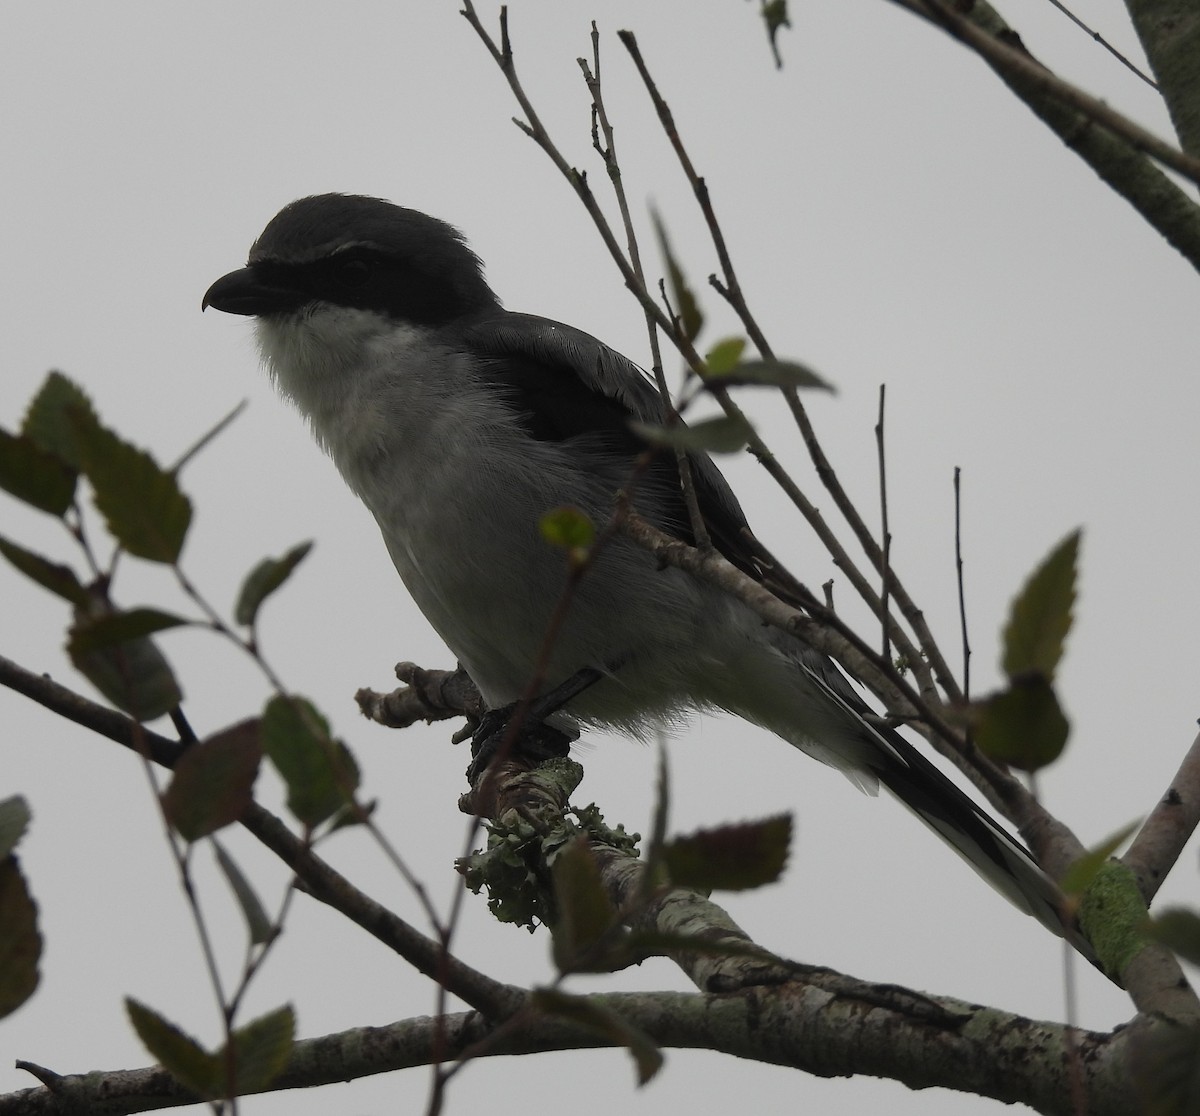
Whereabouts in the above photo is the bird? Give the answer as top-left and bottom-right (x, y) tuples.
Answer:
(203, 192), (1074, 944)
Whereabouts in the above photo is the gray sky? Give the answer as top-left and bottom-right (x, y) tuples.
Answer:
(2, 3), (1196, 1113)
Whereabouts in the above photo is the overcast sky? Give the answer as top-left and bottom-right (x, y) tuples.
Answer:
(3, 3), (1197, 1114)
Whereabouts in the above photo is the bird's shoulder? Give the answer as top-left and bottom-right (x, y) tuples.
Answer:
(455, 310), (767, 582)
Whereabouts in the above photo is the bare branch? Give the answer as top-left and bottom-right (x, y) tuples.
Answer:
(0, 652), (519, 1020)
(0, 981), (1142, 1116)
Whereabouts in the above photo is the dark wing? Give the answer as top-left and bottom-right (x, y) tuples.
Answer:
(461, 311), (765, 580)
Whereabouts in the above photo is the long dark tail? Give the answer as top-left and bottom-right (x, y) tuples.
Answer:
(871, 724), (1067, 933)
(777, 658), (1096, 961)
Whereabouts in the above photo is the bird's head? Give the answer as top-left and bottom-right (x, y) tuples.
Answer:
(202, 193), (498, 328)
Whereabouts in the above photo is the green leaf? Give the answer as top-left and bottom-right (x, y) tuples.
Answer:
(532, 988), (663, 1085)
(551, 838), (623, 973)
(70, 409), (192, 563)
(126, 998), (221, 1098)
(68, 606), (191, 654)
(234, 541), (313, 627)
(1145, 908), (1200, 968)
(1001, 529), (1081, 682)
(0, 856), (41, 1019)
(68, 614), (183, 722)
(663, 814), (791, 892)
(539, 506), (595, 552)
(21, 371), (96, 470)
(0, 536), (89, 607)
(261, 696), (359, 828)
(972, 676), (1070, 772)
(1059, 819), (1141, 895)
(704, 337), (747, 375)
(223, 1003), (295, 1094)
(213, 839), (274, 946)
(163, 721), (262, 841)
(651, 210), (703, 342)
(0, 429), (75, 516)
(709, 358), (834, 392)
(0, 797), (31, 861)
(631, 414), (753, 455)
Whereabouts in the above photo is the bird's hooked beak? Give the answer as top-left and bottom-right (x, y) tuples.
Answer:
(202, 266), (307, 317)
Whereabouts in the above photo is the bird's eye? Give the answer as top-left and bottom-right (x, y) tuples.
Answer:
(333, 256), (372, 289)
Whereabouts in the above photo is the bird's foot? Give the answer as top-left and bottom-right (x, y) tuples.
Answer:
(464, 666), (603, 783)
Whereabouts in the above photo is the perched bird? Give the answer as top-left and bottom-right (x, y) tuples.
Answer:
(204, 193), (1071, 940)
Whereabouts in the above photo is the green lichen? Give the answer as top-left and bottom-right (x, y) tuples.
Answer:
(1079, 859), (1149, 978)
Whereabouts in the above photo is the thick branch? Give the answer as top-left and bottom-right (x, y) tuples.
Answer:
(1123, 728), (1200, 902)
(0, 986), (1139, 1116)
(1126, 0), (1200, 158)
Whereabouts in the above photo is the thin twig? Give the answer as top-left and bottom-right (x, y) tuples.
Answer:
(613, 515), (1057, 833)
(1042, 0), (1158, 89)
(616, 28), (962, 708)
(875, 384), (892, 662)
(954, 467), (971, 700)
(576, 30), (709, 551)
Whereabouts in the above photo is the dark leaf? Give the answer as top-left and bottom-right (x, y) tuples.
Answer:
(68, 607), (191, 653)
(551, 838), (622, 973)
(631, 414), (753, 455)
(663, 814), (791, 892)
(163, 721), (262, 841)
(971, 676), (1070, 772)
(21, 371), (96, 470)
(1002, 529), (1080, 682)
(1146, 908), (1200, 968)
(0, 856), (41, 1019)
(704, 337), (747, 375)
(760, 0), (791, 67)
(1059, 819), (1140, 894)
(0, 430), (75, 516)
(0, 796), (31, 860)
(70, 409), (192, 563)
(532, 988), (663, 1085)
(0, 536), (89, 606)
(68, 615), (183, 722)
(651, 210), (703, 342)
(261, 696), (359, 828)
(213, 839), (274, 946)
(234, 541), (313, 627)
(223, 1004), (295, 1094)
(709, 358), (833, 392)
(126, 998), (221, 1098)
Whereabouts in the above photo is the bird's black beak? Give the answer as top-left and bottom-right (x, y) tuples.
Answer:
(202, 266), (307, 316)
